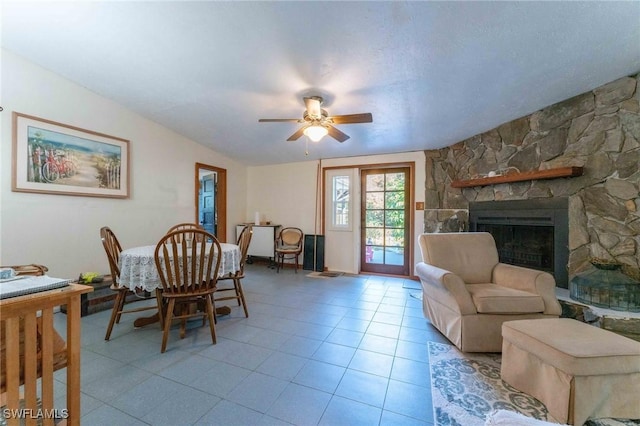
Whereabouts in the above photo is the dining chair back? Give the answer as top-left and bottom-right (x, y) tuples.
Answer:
(215, 225), (253, 317)
(100, 226), (162, 341)
(274, 227), (304, 273)
(166, 223), (204, 242)
(154, 229), (221, 353)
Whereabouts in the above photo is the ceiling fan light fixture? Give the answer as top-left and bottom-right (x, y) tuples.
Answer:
(304, 125), (328, 142)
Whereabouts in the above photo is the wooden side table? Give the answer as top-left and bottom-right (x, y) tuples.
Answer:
(1, 284), (92, 426)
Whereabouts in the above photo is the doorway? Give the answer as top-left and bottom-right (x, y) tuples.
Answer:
(195, 163), (227, 243)
(322, 162), (414, 276)
(360, 167), (411, 275)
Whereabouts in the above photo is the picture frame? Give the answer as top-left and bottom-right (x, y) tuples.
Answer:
(12, 112), (130, 198)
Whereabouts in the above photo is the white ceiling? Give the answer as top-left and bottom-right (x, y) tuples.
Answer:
(2, 1), (639, 166)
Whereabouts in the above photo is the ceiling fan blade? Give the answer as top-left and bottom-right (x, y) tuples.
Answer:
(329, 113), (373, 124)
(326, 125), (350, 143)
(286, 126), (308, 141)
(304, 96), (322, 119)
(258, 118), (300, 122)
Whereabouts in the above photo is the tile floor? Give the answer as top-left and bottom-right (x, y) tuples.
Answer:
(52, 264), (450, 425)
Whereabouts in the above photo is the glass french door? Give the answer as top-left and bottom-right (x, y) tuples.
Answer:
(361, 167), (410, 275)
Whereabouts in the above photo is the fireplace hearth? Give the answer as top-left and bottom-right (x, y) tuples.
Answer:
(469, 198), (569, 288)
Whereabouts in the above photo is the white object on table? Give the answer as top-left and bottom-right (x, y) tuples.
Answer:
(118, 242), (241, 291)
(0, 268), (16, 280)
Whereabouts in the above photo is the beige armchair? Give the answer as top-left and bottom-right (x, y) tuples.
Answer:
(416, 232), (561, 352)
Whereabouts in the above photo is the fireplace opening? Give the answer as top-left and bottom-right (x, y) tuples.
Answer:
(469, 198), (568, 288)
(477, 223), (553, 272)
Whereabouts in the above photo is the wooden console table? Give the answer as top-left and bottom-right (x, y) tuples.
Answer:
(1, 284), (92, 426)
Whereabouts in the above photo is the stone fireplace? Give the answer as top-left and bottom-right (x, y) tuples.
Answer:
(469, 198), (569, 288)
(423, 74), (640, 288)
(422, 74), (640, 339)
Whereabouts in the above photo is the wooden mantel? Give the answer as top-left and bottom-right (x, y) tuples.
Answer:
(451, 166), (583, 188)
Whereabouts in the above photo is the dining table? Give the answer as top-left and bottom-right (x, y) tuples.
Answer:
(117, 242), (241, 327)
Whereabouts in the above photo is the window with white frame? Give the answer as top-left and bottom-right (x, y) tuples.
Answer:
(332, 175), (350, 229)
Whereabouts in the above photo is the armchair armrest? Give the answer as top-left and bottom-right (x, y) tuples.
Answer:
(415, 262), (477, 315)
(492, 263), (562, 315)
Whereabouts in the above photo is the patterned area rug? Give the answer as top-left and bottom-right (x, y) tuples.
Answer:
(428, 342), (640, 426)
(428, 342), (551, 426)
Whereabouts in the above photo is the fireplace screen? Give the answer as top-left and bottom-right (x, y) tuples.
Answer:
(477, 224), (553, 273)
(469, 198), (569, 288)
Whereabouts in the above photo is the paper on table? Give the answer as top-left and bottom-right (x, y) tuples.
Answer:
(0, 275), (71, 300)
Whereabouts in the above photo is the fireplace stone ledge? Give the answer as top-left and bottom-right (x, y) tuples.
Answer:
(557, 288), (640, 342)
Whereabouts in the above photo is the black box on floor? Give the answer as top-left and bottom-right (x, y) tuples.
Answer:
(303, 234), (325, 272)
(60, 275), (143, 316)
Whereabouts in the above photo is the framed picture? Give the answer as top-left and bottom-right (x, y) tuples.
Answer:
(12, 112), (130, 198)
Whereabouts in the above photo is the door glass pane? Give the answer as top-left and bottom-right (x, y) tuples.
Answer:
(385, 229), (405, 247)
(366, 174), (384, 191)
(385, 191), (404, 209)
(365, 242), (377, 264)
(366, 229), (383, 245)
(367, 246), (384, 264)
(384, 247), (404, 265)
(366, 192), (384, 209)
(385, 173), (405, 190)
(385, 210), (404, 228)
(366, 210), (384, 227)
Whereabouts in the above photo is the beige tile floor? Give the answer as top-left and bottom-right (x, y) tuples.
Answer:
(52, 264), (450, 425)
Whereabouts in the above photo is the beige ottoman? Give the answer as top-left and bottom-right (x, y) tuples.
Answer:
(501, 318), (640, 425)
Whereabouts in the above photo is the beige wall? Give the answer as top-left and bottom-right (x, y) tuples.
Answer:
(0, 50), (248, 278)
(247, 152), (426, 274)
(1, 49), (426, 279)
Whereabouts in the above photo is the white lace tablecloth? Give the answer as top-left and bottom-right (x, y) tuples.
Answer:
(118, 243), (241, 291)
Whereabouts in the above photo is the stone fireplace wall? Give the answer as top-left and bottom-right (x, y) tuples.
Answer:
(424, 74), (640, 281)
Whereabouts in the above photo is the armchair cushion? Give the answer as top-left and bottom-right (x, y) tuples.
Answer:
(493, 263), (561, 316)
(467, 284), (544, 314)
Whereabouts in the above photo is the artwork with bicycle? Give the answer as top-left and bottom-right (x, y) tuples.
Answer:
(12, 112), (130, 198)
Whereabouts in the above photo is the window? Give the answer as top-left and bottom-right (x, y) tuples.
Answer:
(332, 175), (350, 229)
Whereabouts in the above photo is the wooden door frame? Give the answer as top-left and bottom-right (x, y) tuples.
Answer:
(195, 162), (227, 243)
(321, 161), (415, 277)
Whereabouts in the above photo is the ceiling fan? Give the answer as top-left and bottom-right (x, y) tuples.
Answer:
(258, 96), (373, 143)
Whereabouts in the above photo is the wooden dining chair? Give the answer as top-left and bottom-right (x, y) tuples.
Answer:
(166, 223), (204, 243)
(274, 227), (304, 273)
(154, 229), (221, 353)
(0, 264), (49, 277)
(214, 225), (253, 317)
(100, 226), (163, 341)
